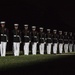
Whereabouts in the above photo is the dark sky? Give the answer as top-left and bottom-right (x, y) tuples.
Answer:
(0, 1), (75, 32)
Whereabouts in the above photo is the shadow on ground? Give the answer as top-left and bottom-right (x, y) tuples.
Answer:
(0, 55), (75, 75)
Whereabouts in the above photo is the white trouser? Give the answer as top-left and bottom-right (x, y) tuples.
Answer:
(24, 42), (30, 55)
(13, 42), (20, 56)
(74, 45), (75, 52)
(39, 43), (44, 55)
(32, 43), (37, 55)
(59, 43), (63, 53)
(69, 44), (73, 52)
(53, 43), (58, 54)
(64, 44), (68, 53)
(1, 42), (7, 56)
(0, 44), (1, 54)
(47, 43), (52, 54)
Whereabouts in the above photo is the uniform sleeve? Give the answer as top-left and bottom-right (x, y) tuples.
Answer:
(45, 33), (47, 42)
(51, 34), (53, 43)
(45, 33), (47, 39)
(57, 35), (59, 43)
(63, 35), (64, 39)
(57, 34), (59, 41)
(20, 30), (22, 42)
(21, 30), (24, 42)
(45, 33), (46, 38)
(6, 28), (9, 41)
(44, 33), (46, 42)
(63, 36), (64, 39)
(37, 32), (39, 42)
(68, 36), (69, 39)
(29, 32), (31, 41)
(6, 28), (9, 36)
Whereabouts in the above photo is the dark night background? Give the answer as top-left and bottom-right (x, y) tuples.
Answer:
(0, 1), (75, 32)
(0, 1), (75, 75)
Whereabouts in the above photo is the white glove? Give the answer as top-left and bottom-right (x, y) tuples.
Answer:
(20, 41), (22, 43)
(29, 41), (31, 43)
(7, 40), (8, 42)
(44, 42), (46, 44)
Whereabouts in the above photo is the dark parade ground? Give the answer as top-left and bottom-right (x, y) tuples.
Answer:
(0, 53), (75, 75)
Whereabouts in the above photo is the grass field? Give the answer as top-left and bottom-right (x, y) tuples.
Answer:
(0, 54), (60, 69)
(0, 52), (75, 75)
(0, 51), (75, 70)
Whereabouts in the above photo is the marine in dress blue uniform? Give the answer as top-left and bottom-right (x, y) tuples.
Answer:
(23, 24), (31, 55)
(58, 31), (64, 54)
(69, 32), (74, 52)
(64, 32), (69, 53)
(39, 27), (46, 55)
(12, 24), (21, 56)
(46, 29), (53, 54)
(53, 30), (58, 54)
(0, 21), (8, 56)
(31, 26), (38, 55)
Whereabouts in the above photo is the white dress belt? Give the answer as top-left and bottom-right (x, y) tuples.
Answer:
(24, 36), (29, 37)
(14, 35), (20, 37)
(1, 34), (7, 36)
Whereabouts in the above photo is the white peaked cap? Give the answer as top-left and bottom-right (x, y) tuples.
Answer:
(64, 32), (67, 33)
(47, 29), (50, 31)
(1, 21), (5, 24)
(14, 24), (19, 26)
(53, 29), (57, 32)
(39, 27), (43, 29)
(59, 31), (62, 32)
(24, 24), (28, 27)
(32, 26), (36, 28)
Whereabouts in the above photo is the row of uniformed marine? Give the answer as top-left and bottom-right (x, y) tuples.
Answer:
(0, 21), (75, 56)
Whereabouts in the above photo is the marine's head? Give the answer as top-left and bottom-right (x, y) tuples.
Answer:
(0, 21), (5, 28)
(53, 29), (57, 34)
(47, 29), (51, 33)
(14, 24), (19, 30)
(32, 26), (36, 31)
(39, 27), (43, 32)
(24, 24), (28, 30)
(59, 31), (62, 35)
